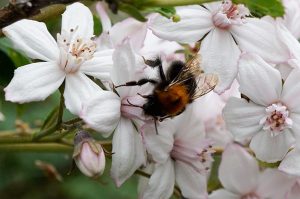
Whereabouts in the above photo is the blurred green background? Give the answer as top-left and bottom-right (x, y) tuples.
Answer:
(0, 1), (138, 198)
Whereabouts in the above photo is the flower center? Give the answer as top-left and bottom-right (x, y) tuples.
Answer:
(212, 0), (250, 29)
(241, 192), (260, 199)
(57, 27), (96, 73)
(259, 102), (293, 136)
(170, 139), (214, 174)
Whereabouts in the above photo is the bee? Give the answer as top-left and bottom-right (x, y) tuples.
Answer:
(115, 55), (218, 121)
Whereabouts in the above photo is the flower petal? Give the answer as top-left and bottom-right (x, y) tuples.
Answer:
(238, 53), (282, 106)
(200, 28), (240, 93)
(290, 113), (300, 140)
(142, 158), (175, 199)
(5, 62), (64, 103)
(80, 91), (121, 137)
(111, 118), (146, 187)
(175, 161), (208, 199)
(279, 149), (300, 176)
(61, 2), (93, 39)
(209, 189), (240, 199)
(80, 49), (114, 81)
(231, 18), (287, 63)
(149, 6), (213, 43)
(219, 144), (259, 194)
(142, 122), (175, 163)
(3, 19), (59, 61)
(110, 18), (148, 51)
(256, 169), (294, 198)
(282, 69), (300, 113)
(250, 130), (295, 163)
(223, 98), (265, 141)
(64, 73), (102, 115)
(96, 2), (111, 32)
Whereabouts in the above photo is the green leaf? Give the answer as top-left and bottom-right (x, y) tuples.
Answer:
(0, 38), (31, 68)
(234, 0), (285, 17)
(119, 3), (148, 22)
(208, 155), (222, 192)
(41, 106), (60, 130)
(147, 7), (176, 19)
(93, 15), (103, 36)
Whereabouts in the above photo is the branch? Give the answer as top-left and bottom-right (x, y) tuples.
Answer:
(0, 0), (83, 29)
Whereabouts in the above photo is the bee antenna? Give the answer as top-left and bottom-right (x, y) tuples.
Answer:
(154, 118), (159, 135)
(125, 99), (143, 108)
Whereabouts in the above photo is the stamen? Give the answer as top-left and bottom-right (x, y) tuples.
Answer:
(259, 102), (292, 136)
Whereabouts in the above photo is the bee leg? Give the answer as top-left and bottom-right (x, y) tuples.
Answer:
(124, 99), (143, 108)
(158, 115), (172, 122)
(115, 78), (157, 88)
(137, 93), (154, 99)
(142, 57), (166, 82)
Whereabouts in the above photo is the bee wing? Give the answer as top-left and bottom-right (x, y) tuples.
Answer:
(192, 73), (219, 100)
(170, 55), (202, 85)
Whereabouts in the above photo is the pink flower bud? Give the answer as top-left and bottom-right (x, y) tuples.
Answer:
(73, 131), (105, 178)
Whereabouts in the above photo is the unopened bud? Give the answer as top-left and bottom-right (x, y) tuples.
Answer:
(172, 14), (181, 22)
(73, 131), (105, 178)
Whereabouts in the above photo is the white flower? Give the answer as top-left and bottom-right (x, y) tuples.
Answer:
(222, 53), (300, 163)
(209, 144), (292, 199)
(3, 3), (113, 115)
(141, 105), (212, 199)
(149, 0), (287, 93)
(80, 40), (147, 187)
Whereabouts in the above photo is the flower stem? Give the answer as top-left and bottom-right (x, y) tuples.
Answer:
(0, 143), (73, 153)
(140, 0), (216, 7)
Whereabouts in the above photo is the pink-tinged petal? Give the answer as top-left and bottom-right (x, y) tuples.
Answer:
(250, 130), (295, 163)
(238, 53), (282, 106)
(138, 164), (154, 198)
(79, 49), (114, 81)
(276, 22), (300, 61)
(80, 91), (121, 137)
(96, 32), (113, 50)
(149, 6), (213, 43)
(290, 113), (300, 140)
(282, 69), (300, 113)
(231, 18), (287, 63)
(111, 41), (141, 97)
(279, 149), (300, 176)
(64, 73), (102, 115)
(286, 181), (300, 199)
(200, 28), (240, 93)
(111, 118), (146, 187)
(175, 161), (208, 199)
(275, 63), (294, 81)
(256, 169), (294, 198)
(175, 104), (206, 140)
(96, 2), (111, 32)
(223, 98), (265, 141)
(209, 189), (240, 199)
(110, 18), (147, 51)
(142, 122), (175, 163)
(283, 0), (300, 39)
(142, 159), (175, 199)
(219, 144), (259, 194)
(5, 62), (64, 103)
(61, 3), (93, 39)
(3, 19), (59, 61)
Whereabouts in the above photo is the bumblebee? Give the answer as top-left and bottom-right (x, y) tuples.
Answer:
(116, 55), (218, 121)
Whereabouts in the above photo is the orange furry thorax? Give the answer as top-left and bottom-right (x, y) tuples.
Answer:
(155, 84), (190, 116)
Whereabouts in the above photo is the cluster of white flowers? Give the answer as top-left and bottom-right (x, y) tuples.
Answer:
(3, 0), (300, 198)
